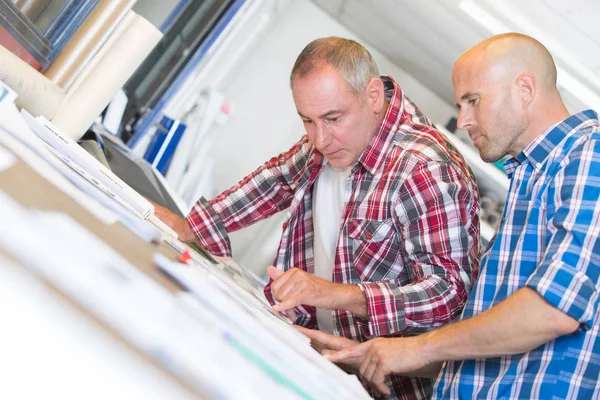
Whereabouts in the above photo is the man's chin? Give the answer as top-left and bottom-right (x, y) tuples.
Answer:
(326, 157), (351, 169)
(479, 152), (504, 163)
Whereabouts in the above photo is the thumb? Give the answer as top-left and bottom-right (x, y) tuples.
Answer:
(266, 266), (284, 281)
(273, 298), (297, 313)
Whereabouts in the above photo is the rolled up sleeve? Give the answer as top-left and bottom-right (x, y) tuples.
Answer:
(526, 142), (600, 329)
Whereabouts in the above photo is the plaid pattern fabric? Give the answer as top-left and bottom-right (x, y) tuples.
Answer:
(187, 77), (480, 399)
(433, 110), (600, 400)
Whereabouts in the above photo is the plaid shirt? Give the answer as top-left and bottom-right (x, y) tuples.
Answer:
(434, 110), (600, 399)
(187, 77), (480, 399)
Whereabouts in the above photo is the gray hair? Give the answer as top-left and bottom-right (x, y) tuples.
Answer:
(289, 37), (380, 100)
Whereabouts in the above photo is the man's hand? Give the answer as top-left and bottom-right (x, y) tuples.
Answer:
(295, 326), (362, 369)
(326, 337), (443, 395)
(151, 201), (196, 242)
(266, 267), (368, 318)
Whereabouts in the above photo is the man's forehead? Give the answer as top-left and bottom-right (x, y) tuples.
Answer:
(453, 59), (490, 89)
(452, 69), (485, 104)
(293, 63), (339, 85)
(293, 75), (356, 104)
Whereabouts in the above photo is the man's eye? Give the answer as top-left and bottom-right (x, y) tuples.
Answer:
(302, 119), (313, 124)
(469, 98), (478, 106)
(327, 117), (339, 123)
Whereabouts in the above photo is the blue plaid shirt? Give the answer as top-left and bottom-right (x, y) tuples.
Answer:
(433, 110), (600, 399)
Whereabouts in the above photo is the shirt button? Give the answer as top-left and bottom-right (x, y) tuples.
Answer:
(365, 231), (373, 240)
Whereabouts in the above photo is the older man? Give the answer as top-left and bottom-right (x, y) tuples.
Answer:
(154, 37), (480, 399)
(324, 33), (600, 400)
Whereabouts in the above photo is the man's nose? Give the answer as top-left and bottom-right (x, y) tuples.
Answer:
(457, 109), (474, 131)
(313, 123), (331, 149)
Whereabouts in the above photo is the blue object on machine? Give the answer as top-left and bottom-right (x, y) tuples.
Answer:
(128, 0), (245, 149)
(143, 116), (186, 175)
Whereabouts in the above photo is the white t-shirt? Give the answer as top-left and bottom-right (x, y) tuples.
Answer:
(312, 163), (352, 334)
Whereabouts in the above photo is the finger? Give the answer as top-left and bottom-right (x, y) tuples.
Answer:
(285, 307), (297, 322)
(373, 371), (391, 397)
(273, 297), (300, 313)
(275, 280), (305, 304)
(294, 325), (314, 336)
(266, 266), (284, 281)
(269, 268), (299, 297)
(296, 326), (345, 349)
(303, 328), (336, 347)
(146, 198), (159, 209)
(366, 347), (392, 397)
(361, 351), (378, 383)
(359, 344), (377, 377)
(295, 327), (328, 353)
(325, 352), (365, 370)
(371, 385), (382, 398)
(275, 270), (311, 302)
(326, 341), (369, 363)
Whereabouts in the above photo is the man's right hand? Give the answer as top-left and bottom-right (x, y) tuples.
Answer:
(295, 326), (362, 370)
(326, 336), (443, 395)
(151, 201), (196, 242)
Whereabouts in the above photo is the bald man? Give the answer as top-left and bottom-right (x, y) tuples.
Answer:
(304, 33), (600, 399)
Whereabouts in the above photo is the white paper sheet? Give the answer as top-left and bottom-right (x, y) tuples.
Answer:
(0, 144), (15, 172)
(155, 254), (371, 400)
(0, 255), (196, 400)
(23, 110), (154, 218)
(0, 104), (119, 224)
(0, 194), (308, 399)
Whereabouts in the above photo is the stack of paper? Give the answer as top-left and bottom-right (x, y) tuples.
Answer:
(0, 120), (160, 241)
(22, 110), (153, 217)
(153, 244), (371, 399)
(15, 106), (178, 240)
(0, 192), (371, 399)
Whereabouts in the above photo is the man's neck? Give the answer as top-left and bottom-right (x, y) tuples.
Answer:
(513, 100), (570, 157)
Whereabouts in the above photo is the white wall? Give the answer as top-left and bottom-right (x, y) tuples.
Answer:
(212, 0), (457, 275)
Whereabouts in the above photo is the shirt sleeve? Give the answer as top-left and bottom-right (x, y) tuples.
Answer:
(526, 140), (600, 329)
(186, 136), (312, 257)
(358, 161), (480, 337)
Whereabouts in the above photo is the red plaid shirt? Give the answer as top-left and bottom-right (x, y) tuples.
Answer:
(187, 77), (480, 399)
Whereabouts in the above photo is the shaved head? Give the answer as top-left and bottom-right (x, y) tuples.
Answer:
(454, 33), (557, 92)
(451, 33), (569, 162)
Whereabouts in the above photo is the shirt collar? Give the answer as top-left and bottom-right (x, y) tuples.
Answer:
(504, 109), (599, 178)
(356, 76), (429, 175)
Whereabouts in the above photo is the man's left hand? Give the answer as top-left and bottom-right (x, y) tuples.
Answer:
(267, 266), (368, 318)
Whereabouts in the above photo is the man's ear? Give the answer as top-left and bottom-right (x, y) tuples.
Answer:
(517, 72), (536, 109)
(366, 77), (386, 113)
